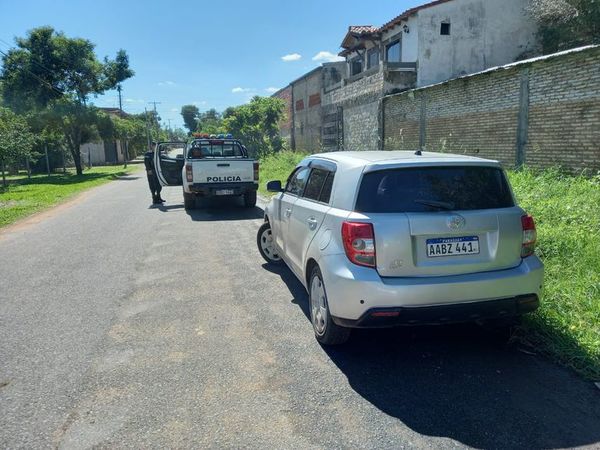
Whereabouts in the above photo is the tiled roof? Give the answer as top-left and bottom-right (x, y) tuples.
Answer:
(380, 0), (454, 32)
(348, 25), (379, 35)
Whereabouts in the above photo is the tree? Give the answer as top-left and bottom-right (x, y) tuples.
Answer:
(223, 96), (285, 157)
(180, 105), (199, 134)
(0, 27), (134, 174)
(197, 108), (223, 134)
(0, 107), (36, 186)
(528, 0), (600, 53)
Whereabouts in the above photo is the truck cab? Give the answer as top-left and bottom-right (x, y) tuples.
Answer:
(154, 135), (259, 210)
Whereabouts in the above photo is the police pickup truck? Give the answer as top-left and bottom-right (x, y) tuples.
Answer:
(153, 135), (259, 210)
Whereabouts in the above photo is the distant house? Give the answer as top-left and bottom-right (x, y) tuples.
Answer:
(79, 107), (129, 165)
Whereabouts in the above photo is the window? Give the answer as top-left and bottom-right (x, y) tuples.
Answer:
(187, 140), (244, 158)
(441, 22), (451, 35)
(319, 172), (334, 203)
(303, 169), (329, 201)
(285, 167), (310, 196)
(355, 166), (514, 213)
(386, 40), (401, 62)
(350, 56), (363, 76)
(295, 99), (304, 111)
(367, 47), (380, 69)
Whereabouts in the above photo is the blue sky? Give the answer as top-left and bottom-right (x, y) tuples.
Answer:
(0, 0), (417, 128)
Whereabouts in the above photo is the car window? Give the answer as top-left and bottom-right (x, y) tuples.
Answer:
(319, 172), (334, 203)
(303, 168), (329, 201)
(187, 140), (244, 158)
(355, 166), (514, 213)
(285, 167), (310, 196)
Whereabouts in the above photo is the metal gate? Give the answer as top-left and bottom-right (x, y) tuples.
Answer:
(321, 106), (343, 151)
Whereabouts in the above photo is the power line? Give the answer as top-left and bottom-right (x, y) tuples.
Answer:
(0, 37), (60, 81)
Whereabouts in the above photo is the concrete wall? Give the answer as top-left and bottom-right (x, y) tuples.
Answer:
(323, 71), (385, 151)
(381, 15), (419, 63)
(416, 0), (537, 86)
(383, 46), (600, 171)
(80, 142), (106, 165)
(292, 68), (323, 152)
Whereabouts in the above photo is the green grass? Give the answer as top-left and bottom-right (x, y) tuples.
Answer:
(260, 152), (600, 379)
(509, 168), (600, 380)
(258, 150), (307, 196)
(0, 165), (141, 228)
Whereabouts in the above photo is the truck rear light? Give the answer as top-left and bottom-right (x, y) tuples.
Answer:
(253, 161), (259, 181)
(185, 164), (193, 182)
(342, 222), (376, 268)
(521, 214), (537, 257)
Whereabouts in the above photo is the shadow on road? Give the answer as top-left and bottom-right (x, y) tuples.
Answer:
(184, 197), (264, 222)
(264, 262), (600, 449)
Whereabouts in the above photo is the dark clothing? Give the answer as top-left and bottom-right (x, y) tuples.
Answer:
(144, 151), (162, 203)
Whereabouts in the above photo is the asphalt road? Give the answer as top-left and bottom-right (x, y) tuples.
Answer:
(1, 173), (599, 449)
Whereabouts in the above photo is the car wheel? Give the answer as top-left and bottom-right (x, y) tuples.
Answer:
(183, 191), (195, 210)
(244, 190), (257, 208)
(257, 222), (283, 265)
(309, 265), (351, 345)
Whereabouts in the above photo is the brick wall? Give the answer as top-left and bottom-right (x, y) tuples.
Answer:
(383, 45), (600, 171)
(272, 86), (293, 144)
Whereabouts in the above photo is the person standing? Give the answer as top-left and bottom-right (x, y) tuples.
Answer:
(144, 150), (165, 204)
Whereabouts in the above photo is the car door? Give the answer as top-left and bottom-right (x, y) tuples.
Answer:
(153, 141), (186, 186)
(286, 163), (335, 276)
(274, 166), (310, 260)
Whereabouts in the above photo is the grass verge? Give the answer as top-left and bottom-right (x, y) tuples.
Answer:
(259, 152), (600, 379)
(0, 165), (141, 228)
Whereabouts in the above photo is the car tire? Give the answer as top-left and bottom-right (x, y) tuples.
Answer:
(244, 190), (257, 208)
(183, 191), (195, 210)
(257, 222), (284, 265)
(309, 265), (351, 345)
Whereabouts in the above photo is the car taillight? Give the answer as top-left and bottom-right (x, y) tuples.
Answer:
(185, 164), (193, 182)
(342, 222), (376, 268)
(253, 161), (259, 181)
(521, 214), (537, 257)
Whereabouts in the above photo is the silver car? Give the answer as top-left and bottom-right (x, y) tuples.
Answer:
(257, 151), (543, 345)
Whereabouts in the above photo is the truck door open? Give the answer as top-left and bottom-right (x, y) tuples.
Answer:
(154, 141), (186, 186)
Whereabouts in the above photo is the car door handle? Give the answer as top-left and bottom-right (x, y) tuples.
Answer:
(285, 208), (292, 218)
(307, 217), (318, 230)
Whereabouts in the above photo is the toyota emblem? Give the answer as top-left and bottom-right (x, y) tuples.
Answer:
(447, 215), (466, 230)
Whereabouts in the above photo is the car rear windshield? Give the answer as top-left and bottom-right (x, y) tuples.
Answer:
(187, 140), (246, 159)
(355, 166), (514, 213)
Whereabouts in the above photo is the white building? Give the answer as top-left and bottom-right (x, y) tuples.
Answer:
(340, 0), (538, 87)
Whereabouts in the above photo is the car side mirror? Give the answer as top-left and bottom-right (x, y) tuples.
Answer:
(267, 180), (283, 192)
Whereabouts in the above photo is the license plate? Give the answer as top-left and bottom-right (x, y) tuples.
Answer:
(426, 236), (480, 257)
(215, 189), (234, 196)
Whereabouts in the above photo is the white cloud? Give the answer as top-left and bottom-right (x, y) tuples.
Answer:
(312, 51), (344, 63)
(232, 87), (255, 94)
(193, 100), (208, 106)
(170, 107), (179, 112)
(265, 87), (280, 94)
(158, 80), (176, 86)
(125, 98), (144, 103)
(281, 53), (301, 62)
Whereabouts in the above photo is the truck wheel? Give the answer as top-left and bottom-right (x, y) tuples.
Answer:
(257, 222), (283, 265)
(309, 265), (351, 345)
(183, 191), (195, 210)
(244, 190), (257, 208)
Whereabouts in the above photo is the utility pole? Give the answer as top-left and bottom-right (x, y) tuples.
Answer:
(148, 101), (162, 138)
(167, 119), (172, 139)
(144, 107), (152, 150)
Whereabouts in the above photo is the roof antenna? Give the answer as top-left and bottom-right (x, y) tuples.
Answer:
(415, 149), (422, 156)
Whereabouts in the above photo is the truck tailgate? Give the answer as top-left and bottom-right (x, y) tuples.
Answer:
(191, 160), (254, 183)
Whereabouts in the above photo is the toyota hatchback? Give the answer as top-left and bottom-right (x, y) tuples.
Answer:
(257, 151), (543, 345)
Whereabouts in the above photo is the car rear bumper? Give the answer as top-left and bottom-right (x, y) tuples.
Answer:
(332, 294), (539, 328)
(319, 254), (544, 325)
(186, 182), (257, 196)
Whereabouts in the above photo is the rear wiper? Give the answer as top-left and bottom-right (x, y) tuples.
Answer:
(414, 199), (455, 210)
